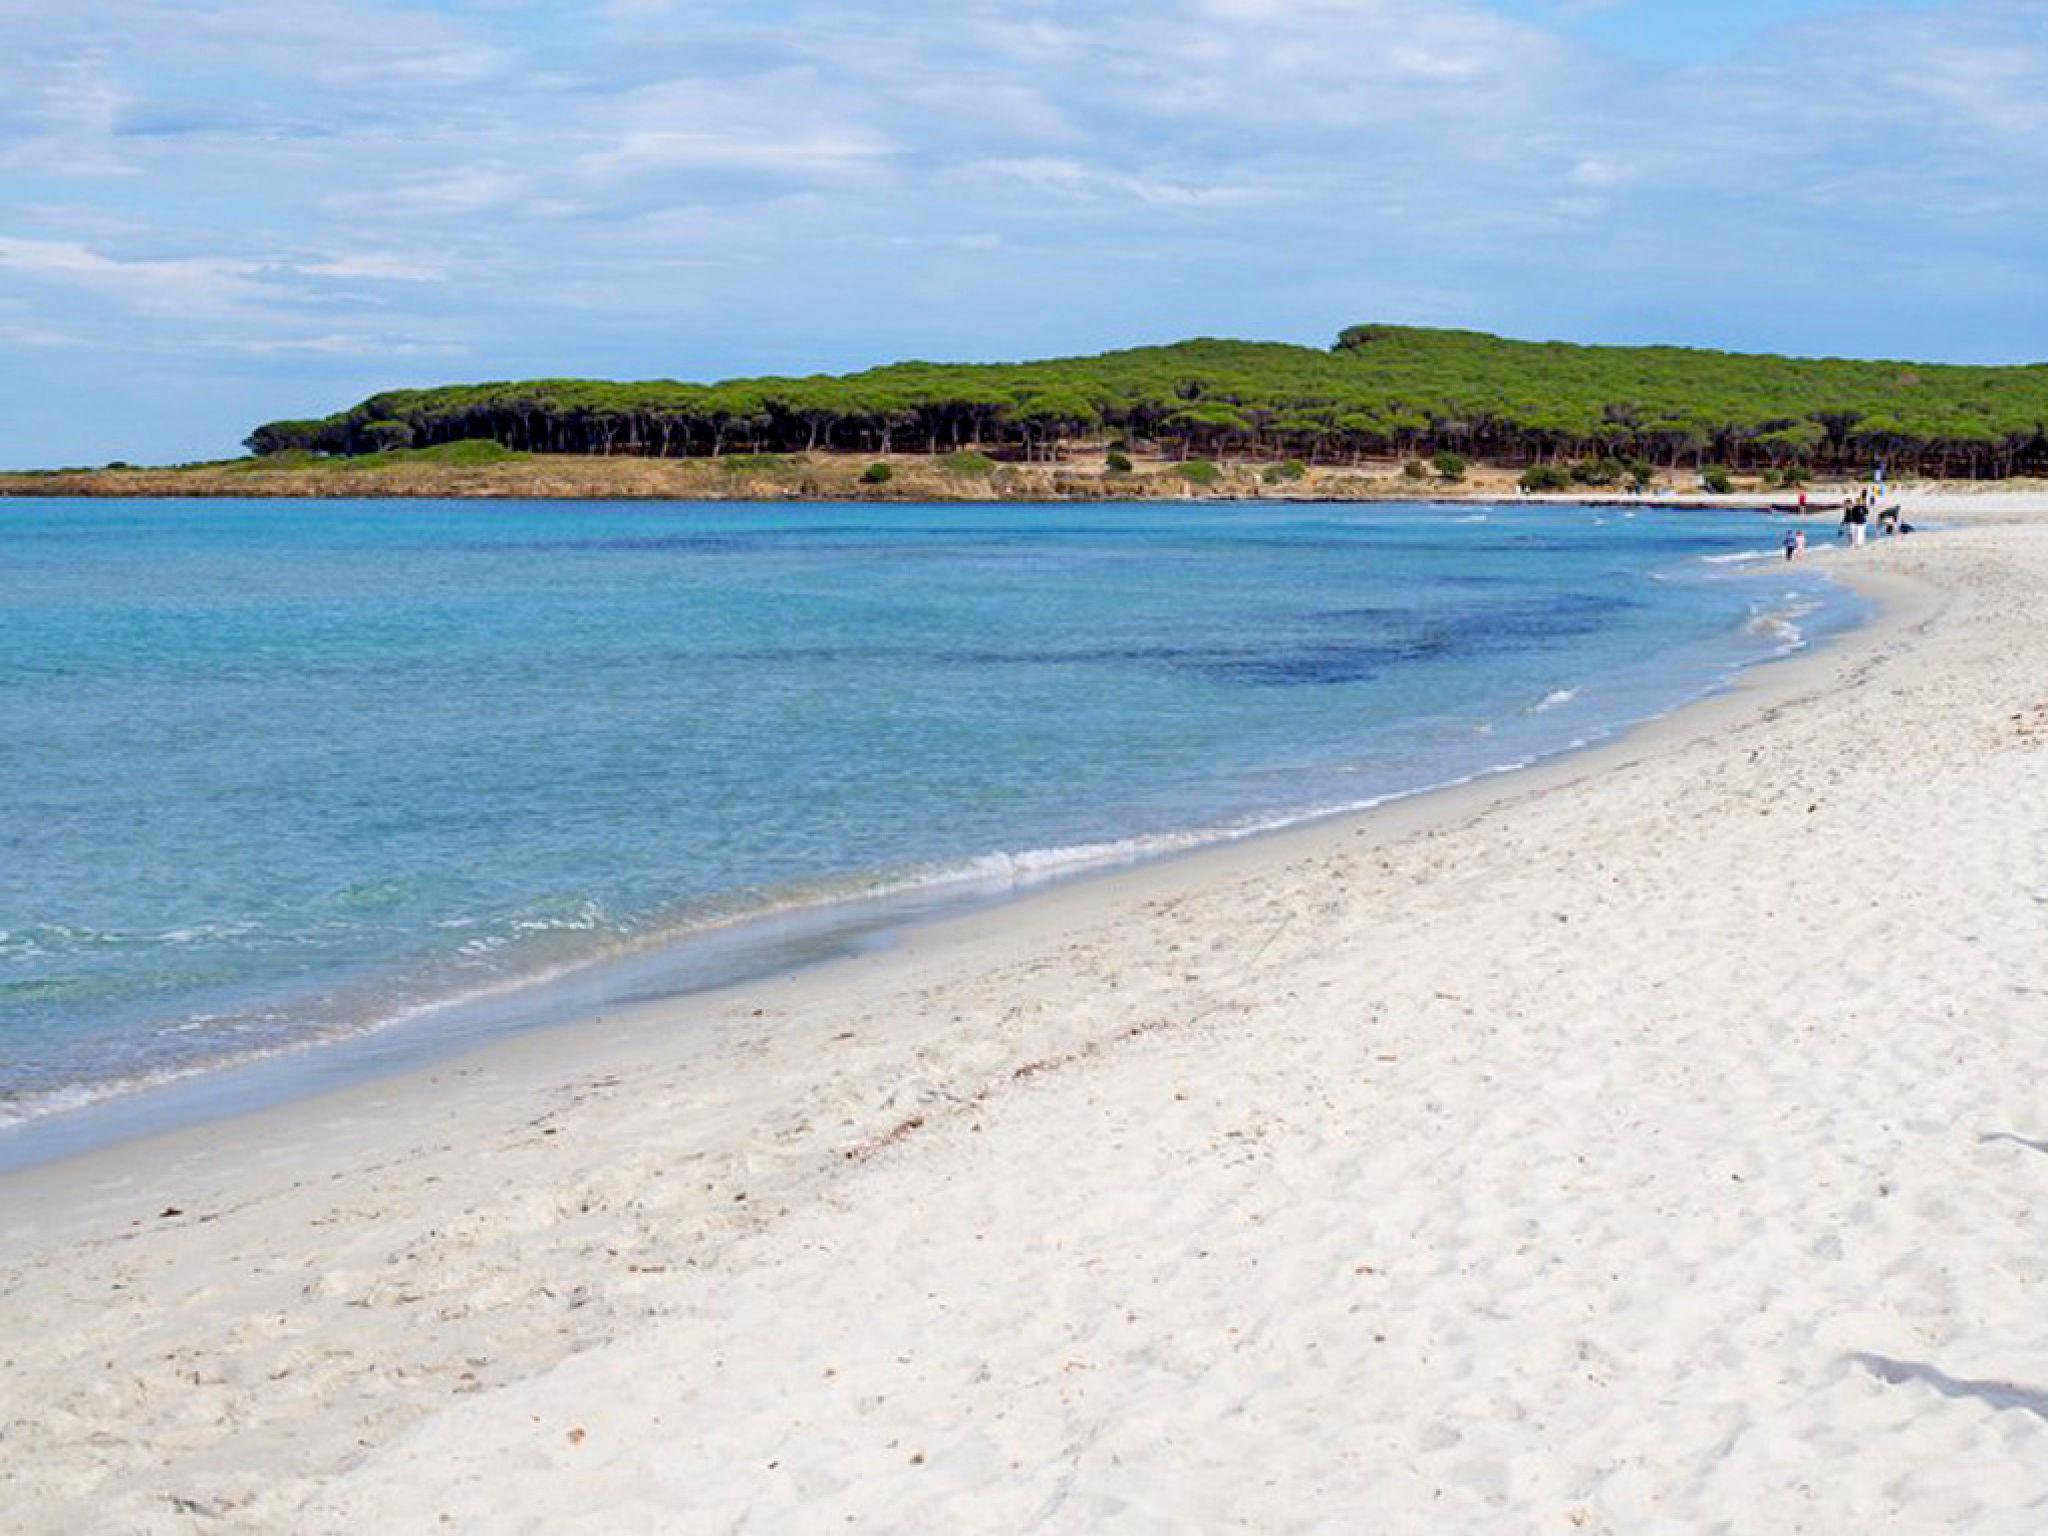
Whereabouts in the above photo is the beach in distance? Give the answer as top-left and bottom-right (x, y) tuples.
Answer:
(4, 488), (2048, 1531)
(17, 326), (2048, 507)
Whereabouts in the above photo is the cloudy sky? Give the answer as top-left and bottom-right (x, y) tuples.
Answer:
(2, 0), (2041, 466)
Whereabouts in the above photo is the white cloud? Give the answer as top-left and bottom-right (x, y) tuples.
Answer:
(206, 331), (463, 356)
(583, 126), (899, 177)
(0, 236), (266, 315)
(0, 317), (91, 349)
(967, 157), (1260, 208)
(7, 0), (2048, 463)
(297, 255), (449, 283)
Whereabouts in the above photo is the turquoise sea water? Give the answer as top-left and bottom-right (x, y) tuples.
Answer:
(0, 498), (1857, 1148)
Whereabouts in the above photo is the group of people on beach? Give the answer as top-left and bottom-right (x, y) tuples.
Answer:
(1781, 484), (1908, 561)
(1838, 486), (1905, 547)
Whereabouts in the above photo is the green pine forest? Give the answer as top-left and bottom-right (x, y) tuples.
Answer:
(247, 325), (2048, 479)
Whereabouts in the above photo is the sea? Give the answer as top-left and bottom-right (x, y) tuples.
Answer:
(0, 497), (1861, 1165)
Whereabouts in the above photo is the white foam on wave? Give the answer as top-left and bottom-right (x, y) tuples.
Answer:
(1529, 687), (1580, 713)
(1740, 592), (1823, 657)
(0, 949), (652, 1133)
(1700, 550), (1778, 566)
(0, 754), (1564, 1134)
(0, 919), (260, 959)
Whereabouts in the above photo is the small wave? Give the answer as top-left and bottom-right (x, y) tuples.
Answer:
(1528, 687), (1580, 714)
(1699, 550), (1777, 566)
(0, 757), (1573, 1133)
(1741, 593), (1822, 656)
(510, 902), (609, 936)
(0, 1050), (296, 1131)
(0, 919), (259, 960)
(1453, 514), (1489, 524)
(0, 953), (639, 1133)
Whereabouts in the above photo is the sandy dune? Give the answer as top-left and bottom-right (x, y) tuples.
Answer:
(4, 509), (2047, 1532)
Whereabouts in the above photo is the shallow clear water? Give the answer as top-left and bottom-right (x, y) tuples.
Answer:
(0, 497), (1856, 1133)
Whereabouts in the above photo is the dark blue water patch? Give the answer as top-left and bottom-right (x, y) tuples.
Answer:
(482, 523), (1618, 562)
(488, 532), (778, 555)
(1191, 640), (1450, 687)
(480, 520), (1252, 556)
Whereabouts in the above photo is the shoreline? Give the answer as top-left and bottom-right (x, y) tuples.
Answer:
(2, 549), (1927, 1205)
(6, 454), (2048, 509)
(0, 537), (1860, 1172)
(7, 504), (2046, 1530)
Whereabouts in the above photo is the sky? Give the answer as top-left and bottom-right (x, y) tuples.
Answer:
(0, 0), (2040, 467)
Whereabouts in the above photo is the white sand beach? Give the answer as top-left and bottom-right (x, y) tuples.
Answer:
(4, 498), (2047, 1533)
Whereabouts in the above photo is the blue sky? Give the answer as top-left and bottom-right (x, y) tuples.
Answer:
(1495, 0), (1941, 59)
(0, 0), (2041, 466)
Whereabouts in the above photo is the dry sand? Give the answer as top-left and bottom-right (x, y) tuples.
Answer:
(4, 496), (2047, 1532)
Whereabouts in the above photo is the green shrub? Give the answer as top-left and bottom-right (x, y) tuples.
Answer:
(232, 449), (319, 471)
(1702, 465), (1735, 494)
(1431, 451), (1469, 483)
(1402, 459), (1429, 481)
(1519, 464), (1573, 492)
(861, 461), (894, 484)
(1626, 458), (1656, 492)
(1773, 464), (1811, 487)
(337, 439), (526, 469)
(410, 439), (524, 466)
(1104, 450), (1134, 474)
(1178, 459), (1221, 486)
(358, 419), (414, 454)
(243, 418), (327, 456)
(720, 453), (792, 474)
(941, 450), (997, 476)
(1570, 456), (1624, 486)
(1263, 458), (1307, 483)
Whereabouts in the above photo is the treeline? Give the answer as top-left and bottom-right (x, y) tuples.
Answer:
(247, 325), (2048, 479)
